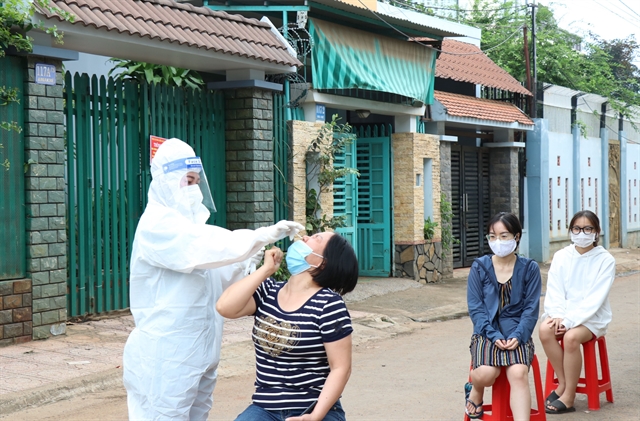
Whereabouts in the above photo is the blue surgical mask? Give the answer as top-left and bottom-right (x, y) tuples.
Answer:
(286, 240), (324, 276)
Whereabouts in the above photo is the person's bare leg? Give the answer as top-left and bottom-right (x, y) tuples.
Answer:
(539, 317), (566, 397)
(552, 326), (594, 410)
(506, 364), (531, 421)
(467, 365), (500, 416)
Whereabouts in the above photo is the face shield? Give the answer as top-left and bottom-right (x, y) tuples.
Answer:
(162, 157), (216, 213)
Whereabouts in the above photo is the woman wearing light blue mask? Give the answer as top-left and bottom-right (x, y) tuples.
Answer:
(465, 212), (542, 420)
(217, 232), (359, 421)
(539, 210), (615, 414)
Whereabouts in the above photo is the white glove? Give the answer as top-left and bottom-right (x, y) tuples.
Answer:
(245, 247), (265, 275)
(277, 220), (303, 240)
(255, 220), (304, 244)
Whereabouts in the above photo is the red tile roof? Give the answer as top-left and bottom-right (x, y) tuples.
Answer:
(436, 39), (531, 96)
(434, 90), (534, 125)
(39, 0), (302, 67)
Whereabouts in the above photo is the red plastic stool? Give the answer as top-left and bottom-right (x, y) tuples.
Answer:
(464, 354), (546, 421)
(544, 336), (613, 410)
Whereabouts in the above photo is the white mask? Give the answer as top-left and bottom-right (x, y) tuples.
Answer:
(185, 185), (203, 206)
(571, 232), (596, 248)
(489, 238), (517, 257)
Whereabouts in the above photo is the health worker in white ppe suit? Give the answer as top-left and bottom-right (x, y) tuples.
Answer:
(123, 138), (302, 421)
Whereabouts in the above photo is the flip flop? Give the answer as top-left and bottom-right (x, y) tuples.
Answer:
(464, 382), (484, 419)
(545, 390), (560, 406)
(465, 398), (484, 419)
(546, 399), (576, 414)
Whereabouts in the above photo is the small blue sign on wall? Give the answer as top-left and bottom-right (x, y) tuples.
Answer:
(35, 63), (57, 86)
(315, 104), (326, 122)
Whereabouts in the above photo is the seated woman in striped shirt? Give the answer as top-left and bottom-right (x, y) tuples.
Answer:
(465, 212), (542, 420)
(217, 232), (359, 421)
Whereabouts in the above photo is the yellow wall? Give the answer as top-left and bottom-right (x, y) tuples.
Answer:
(392, 132), (441, 244)
(288, 120), (334, 235)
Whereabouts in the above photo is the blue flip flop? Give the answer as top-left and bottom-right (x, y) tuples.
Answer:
(465, 382), (484, 419)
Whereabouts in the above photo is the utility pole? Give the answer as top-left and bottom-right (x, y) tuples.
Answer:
(530, 0), (537, 118)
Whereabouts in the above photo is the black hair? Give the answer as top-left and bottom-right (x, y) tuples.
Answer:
(569, 210), (601, 246)
(487, 212), (523, 247)
(310, 234), (359, 295)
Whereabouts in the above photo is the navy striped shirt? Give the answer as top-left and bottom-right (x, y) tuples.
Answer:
(250, 278), (353, 410)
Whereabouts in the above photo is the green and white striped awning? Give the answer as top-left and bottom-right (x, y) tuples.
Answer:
(310, 18), (437, 105)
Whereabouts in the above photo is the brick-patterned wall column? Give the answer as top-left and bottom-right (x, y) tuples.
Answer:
(489, 147), (520, 217)
(23, 57), (67, 340)
(0, 279), (32, 346)
(225, 88), (274, 230)
(288, 121), (324, 234)
(392, 132), (445, 282)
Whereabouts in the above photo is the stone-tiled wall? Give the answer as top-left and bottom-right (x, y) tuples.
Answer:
(394, 241), (444, 283)
(0, 279), (32, 346)
(489, 147), (520, 216)
(224, 88), (275, 230)
(439, 142), (454, 275)
(392, 132), (446, 282)
(288, 120), (326, 233)
(23, 57), (67, 340)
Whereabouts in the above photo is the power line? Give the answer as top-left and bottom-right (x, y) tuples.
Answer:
(386, 0), (527, 13)
(618, 0), (640, 23)
(589, 0), (640, 28)
(617, 0), (640, 20)
(385, 0), (529, 26)
(357, 0), (524, 56)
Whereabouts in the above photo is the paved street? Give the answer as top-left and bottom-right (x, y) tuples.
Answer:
(2, 262), (638, 420)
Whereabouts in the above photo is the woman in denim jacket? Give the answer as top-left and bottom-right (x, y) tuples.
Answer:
(465, 212), (542, 420)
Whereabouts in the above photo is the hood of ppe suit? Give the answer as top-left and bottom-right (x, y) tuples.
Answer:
(149, 138), (209, 223)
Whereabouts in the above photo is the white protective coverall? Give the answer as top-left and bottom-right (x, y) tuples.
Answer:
(123, 138), (302, 420)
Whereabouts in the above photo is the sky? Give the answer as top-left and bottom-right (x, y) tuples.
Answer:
(538, 0), (640, 66)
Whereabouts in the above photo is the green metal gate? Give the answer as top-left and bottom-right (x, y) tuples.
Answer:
(65, 73), (225, 317)
(355, 124), (392, 276)
(0, 56), (26, 280)
(334, 135), (358, 247)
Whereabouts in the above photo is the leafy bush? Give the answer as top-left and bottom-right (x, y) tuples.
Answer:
(423, 216), (438, 240)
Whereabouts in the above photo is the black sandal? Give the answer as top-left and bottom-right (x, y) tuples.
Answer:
(546, 399), (576, 414)
(545, 390), (559, 406)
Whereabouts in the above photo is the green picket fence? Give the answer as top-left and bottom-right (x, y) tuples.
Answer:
(64, 73), (225, 317)
(0, 56), (26, 281)
(272, 92), (291, 249)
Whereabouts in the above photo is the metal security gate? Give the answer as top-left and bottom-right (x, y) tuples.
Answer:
(0, 56), (26, 280)
(65, 73), (225, 317)
(451, 146), (490, 268)
(355, 124), (392, 276)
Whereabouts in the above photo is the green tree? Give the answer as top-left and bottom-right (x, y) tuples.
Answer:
(1, 0), (73, 57)
(1, 0), (73, 167)
(458, 0), (640, 118)
(305, 114), (359, 234)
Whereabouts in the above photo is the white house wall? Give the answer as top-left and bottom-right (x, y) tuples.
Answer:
(627, 143), (640, 231)
(579, 136), (604, 217)
(548, 132), (573, 240)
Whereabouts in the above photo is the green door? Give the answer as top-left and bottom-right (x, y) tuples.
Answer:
(355, 125), (392, 276)
(0, 56), (26, 280)
(334, 135), (357, 247)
